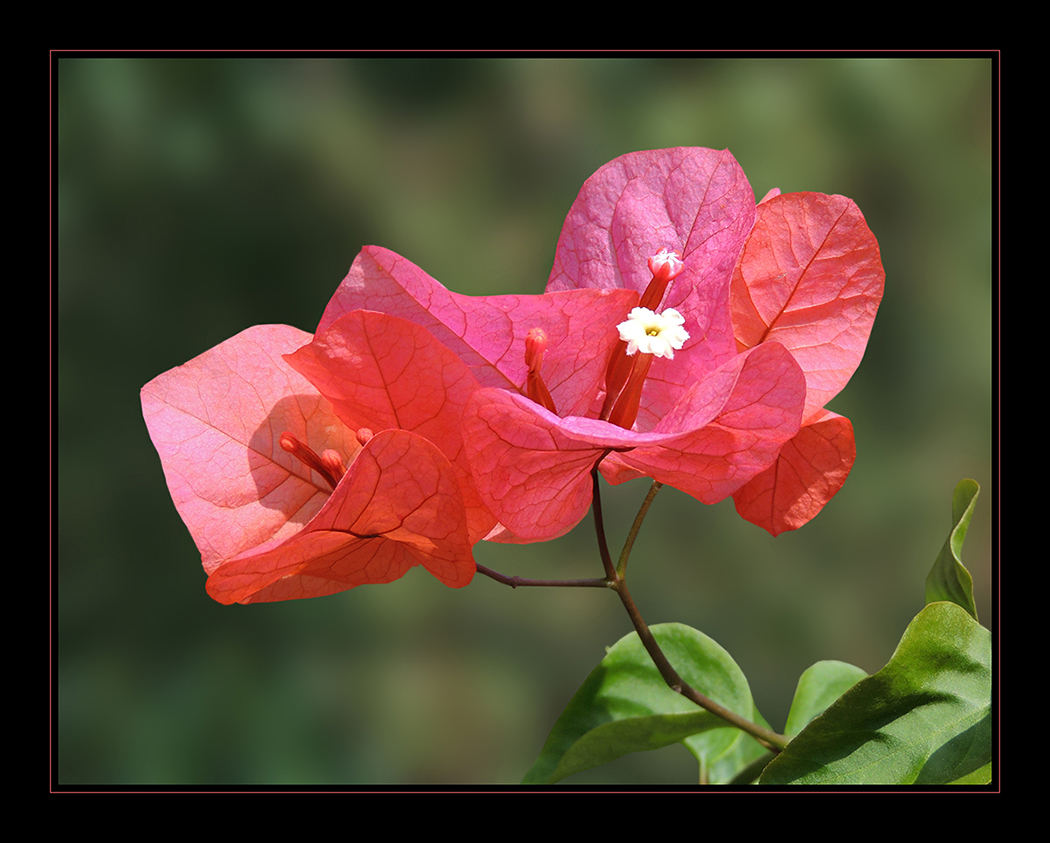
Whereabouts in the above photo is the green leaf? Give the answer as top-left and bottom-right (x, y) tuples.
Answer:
(783, 660), (868, 737)
(700, 702), (776, 785)
(522, 623), (757, 784)
(926, 478), (980, 620)
(759, 602), (992, 785)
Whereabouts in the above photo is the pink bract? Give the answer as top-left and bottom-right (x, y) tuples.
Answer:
(141, 323), (475, 604)
(304, 147), (883, 540)
(284, 308), (499, 544)
(316, 245), (637, 418)
(528, 148), (884, 537)
(312, 246), (639, 541)
(463, 340), (805, 540)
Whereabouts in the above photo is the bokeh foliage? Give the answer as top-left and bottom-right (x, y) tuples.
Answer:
(57, 56), (992, 785)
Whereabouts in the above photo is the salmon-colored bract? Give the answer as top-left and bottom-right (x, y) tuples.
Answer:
(141, 323), (477, 604)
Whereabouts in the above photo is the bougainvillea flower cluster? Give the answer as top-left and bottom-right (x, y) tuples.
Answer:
(140, 322), (478, 604)
(142, 147), (884, 603)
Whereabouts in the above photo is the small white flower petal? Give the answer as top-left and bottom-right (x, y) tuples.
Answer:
(616, 307), (690, 359)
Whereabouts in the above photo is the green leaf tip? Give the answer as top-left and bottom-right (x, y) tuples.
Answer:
(783, 660), (868, 737)
(759, 602), (991, 785)
(926, 478), (980, 621)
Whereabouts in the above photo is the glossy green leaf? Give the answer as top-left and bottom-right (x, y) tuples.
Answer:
(783, 660), (868, 737)
(522, 623), (757, 784)
(699, 702), (776, 784)
(760, 602), (991, 785)
(926, 478), (980, 620)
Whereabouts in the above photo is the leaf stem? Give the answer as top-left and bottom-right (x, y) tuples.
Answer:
(474, 563), (609, 589)
(478, 465), (790, 754)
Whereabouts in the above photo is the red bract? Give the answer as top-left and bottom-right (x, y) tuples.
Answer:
(469, 148), (881, 538)
(283, 308), (499, 544)
(316, 246), (637, 418)
(728, 191), (884, 534)
(141, 323), (476, 604)
(313, 246), (638, 540)
(464, 342), (805, 540)
(310, 147), (882, 541)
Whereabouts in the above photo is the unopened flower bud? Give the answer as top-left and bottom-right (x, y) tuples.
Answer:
(647, 248), (684, 284)
(321, 449), (347, 482)
(640, 248), (684, 311)
(525, 327), (548, 371)
(278, 432), (343, 491)
(524, 326), (557, 414)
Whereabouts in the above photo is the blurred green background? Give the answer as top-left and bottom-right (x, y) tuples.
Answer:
(57, 57), (993, 786)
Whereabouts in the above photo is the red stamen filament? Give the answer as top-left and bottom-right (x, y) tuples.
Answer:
(600, 340), (633, 421)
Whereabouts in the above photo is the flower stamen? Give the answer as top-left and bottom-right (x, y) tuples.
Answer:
(280, 432), (344, 491)
(525, 327), (558, 414)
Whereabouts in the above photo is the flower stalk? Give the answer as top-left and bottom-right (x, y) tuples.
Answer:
(482, 464), (791, 755)
(590, 468), (790, 753)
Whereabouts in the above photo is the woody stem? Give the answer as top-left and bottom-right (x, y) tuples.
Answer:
(591, 466), (790, 754)
(617, 480), (662, 579)
(474, 564), (608, 589)
(612, 580), (789, 752)
(591, 458), (618, 582)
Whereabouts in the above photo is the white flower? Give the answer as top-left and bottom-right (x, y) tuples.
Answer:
(616, 307), (689, 359)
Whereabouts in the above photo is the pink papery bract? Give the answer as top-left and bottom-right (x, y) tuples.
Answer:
(547, 147), (758, 430)
(309, 246), (637, 540)
(318, 245), (637, 418)
(141, 323), (474, 604)
(305, 147), (883, 540)
(464, 341), (805, 540)
(731, 409), (856, 537)
(538, 149), (884, 535)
